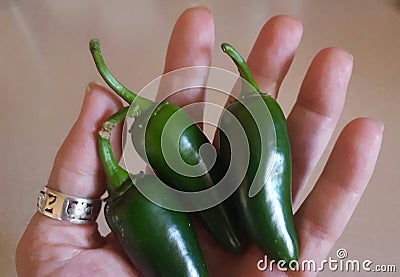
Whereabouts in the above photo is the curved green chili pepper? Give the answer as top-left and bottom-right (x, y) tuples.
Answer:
(219, 43), (299, 263)
(89, 39), (154, 110)
(90, 39), (244, 254)
(98, 107), (208, 277)
(131, 101), (243, 253)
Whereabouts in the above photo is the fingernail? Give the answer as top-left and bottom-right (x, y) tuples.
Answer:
(88, 81), (104, 91)
(366, 117), (384, 132)
(348, 52), (354, 62)
(186, 2), (210, 11)
(85, 82), (92, 95)
(376, 119), (384, 132)
(82, 82), (101, 110)
(80, 83), (93, 115)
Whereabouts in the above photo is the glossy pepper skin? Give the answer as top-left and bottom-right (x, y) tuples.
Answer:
(131, 101), (243, 253)
(219, 43), (299, 263)
(98, 107), (208, 277)
(90, 39), (244, 254)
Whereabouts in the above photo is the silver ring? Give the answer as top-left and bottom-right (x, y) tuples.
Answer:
(37, 187), (102, 224)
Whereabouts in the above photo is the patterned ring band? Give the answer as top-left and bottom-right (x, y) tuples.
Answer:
(37, 187), (102, 224)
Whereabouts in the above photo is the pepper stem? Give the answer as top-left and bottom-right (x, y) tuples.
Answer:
(98, 106), (130, 193)
(221, 43), (261, 97)
(89, 39), (154, 113)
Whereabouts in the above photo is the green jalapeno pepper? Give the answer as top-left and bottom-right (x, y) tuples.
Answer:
(219, 43), (299, 263)
(90, 39), (244, 253)
(98, 106), (208, 277)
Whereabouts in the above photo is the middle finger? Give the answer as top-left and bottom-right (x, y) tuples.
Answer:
(156, 7), (215, 122)
(247, 15), (303, 98)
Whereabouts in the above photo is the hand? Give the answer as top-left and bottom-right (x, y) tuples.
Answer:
(16, 7), (383, 277)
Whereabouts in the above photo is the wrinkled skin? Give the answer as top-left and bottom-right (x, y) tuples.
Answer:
(16, 8), (383, 277)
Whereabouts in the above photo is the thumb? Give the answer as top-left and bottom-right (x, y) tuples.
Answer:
(48, 82), (123, 198)
(16, 83), (126, 276)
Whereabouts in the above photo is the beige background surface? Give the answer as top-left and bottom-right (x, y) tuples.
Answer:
(1, 0), (399, 276)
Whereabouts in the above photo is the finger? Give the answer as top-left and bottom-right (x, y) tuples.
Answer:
(47, 82), (123, 198)
(287, 47), (353, 202)
(247, 15), (303, 98)
(157, 7), (214, 121)
(16, 83), (125, 275)
(215, 16), (302, 148)
(294, 118), (383, 267)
